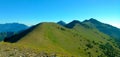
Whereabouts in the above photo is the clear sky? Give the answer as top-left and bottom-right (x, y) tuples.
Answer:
(0, 0), (120, 28)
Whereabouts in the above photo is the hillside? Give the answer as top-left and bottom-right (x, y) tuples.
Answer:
(83, 18), (120, 39)
(4, 22), (120, 57)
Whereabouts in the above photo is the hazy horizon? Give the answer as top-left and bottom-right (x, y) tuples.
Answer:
(0, 0), (119, 28)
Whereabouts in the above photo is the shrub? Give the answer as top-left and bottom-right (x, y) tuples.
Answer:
(86, 43), (93, 48)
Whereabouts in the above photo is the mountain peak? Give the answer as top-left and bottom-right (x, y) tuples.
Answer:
(89, 18), (99, 22)
(71, 20), (81, 23)
(83, 18), (101, 25)
(65, 20), (82, 28)
(57, 20), (66, 26)
(3, 21), (120, 57)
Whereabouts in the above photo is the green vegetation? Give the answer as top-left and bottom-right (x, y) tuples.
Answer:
(2, 21), (120, 57)
(83, 18), (120, 39)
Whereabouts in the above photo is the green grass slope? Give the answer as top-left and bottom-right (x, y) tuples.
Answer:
(83, 18), (120, 39)
(4, 22), (120, 57)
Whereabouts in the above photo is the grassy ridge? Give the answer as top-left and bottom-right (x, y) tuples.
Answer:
(3, 22), (120, 57)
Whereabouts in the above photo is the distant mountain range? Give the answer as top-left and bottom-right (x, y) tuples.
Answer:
(0, 23), (28, 41)
(0, 23), (28, 32)
(4, 19), (120, 57)
(58, 18), (120, 40)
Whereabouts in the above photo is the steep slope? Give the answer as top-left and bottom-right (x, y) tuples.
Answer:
(83, 18), (120, 39)
(4, 22), (120, 57)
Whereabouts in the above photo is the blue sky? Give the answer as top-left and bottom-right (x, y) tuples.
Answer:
(0, 0), (120, 28)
